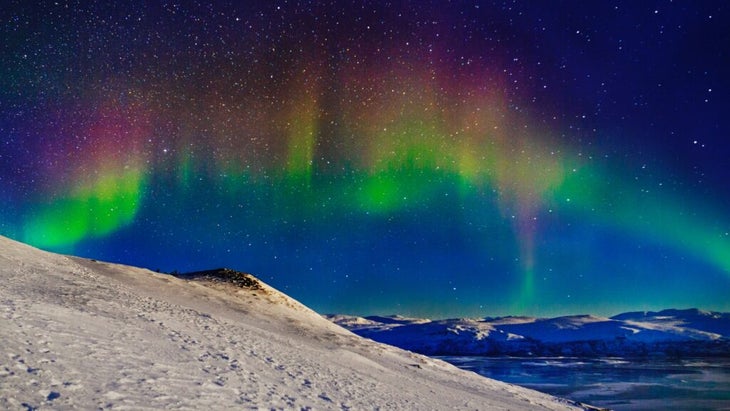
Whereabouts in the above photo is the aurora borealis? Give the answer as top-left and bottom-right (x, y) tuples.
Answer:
(1, 1), (729, 317)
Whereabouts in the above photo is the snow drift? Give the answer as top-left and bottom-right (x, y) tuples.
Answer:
(328, 309), (730, 357)
(0, 235), (586, 410)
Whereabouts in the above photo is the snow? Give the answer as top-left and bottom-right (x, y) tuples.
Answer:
(0, 235), (584, 410)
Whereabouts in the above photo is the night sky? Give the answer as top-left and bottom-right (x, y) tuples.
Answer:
(1, 1), (729, 318)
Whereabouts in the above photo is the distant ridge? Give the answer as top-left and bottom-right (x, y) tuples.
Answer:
(611, 308), (714, 319)
(328, 309), (730, 358)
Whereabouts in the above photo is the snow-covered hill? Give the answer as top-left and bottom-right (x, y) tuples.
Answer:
(0, 235), (586, 410)
(328, 309), (730, 358)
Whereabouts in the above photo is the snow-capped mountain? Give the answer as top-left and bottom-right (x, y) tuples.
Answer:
(0, 235), (586, 410)
(328, 309), (730, 357)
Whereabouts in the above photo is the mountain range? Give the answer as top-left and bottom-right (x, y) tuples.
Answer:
(327, 309), (730, 357)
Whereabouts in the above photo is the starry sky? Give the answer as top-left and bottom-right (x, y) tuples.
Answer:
(1, 1), (729, 318)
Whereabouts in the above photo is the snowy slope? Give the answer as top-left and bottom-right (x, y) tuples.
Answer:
(0, 235), (585, 410)
(611, 308), (730, 338)
(329, 309), (730, 357)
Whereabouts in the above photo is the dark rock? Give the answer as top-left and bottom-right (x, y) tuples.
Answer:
(174, 268), (263, 290)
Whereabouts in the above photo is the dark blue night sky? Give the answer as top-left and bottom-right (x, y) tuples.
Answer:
(1, 1), (729, 317)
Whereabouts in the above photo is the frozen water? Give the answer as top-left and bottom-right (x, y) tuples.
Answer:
(441, 356), (730, 411)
